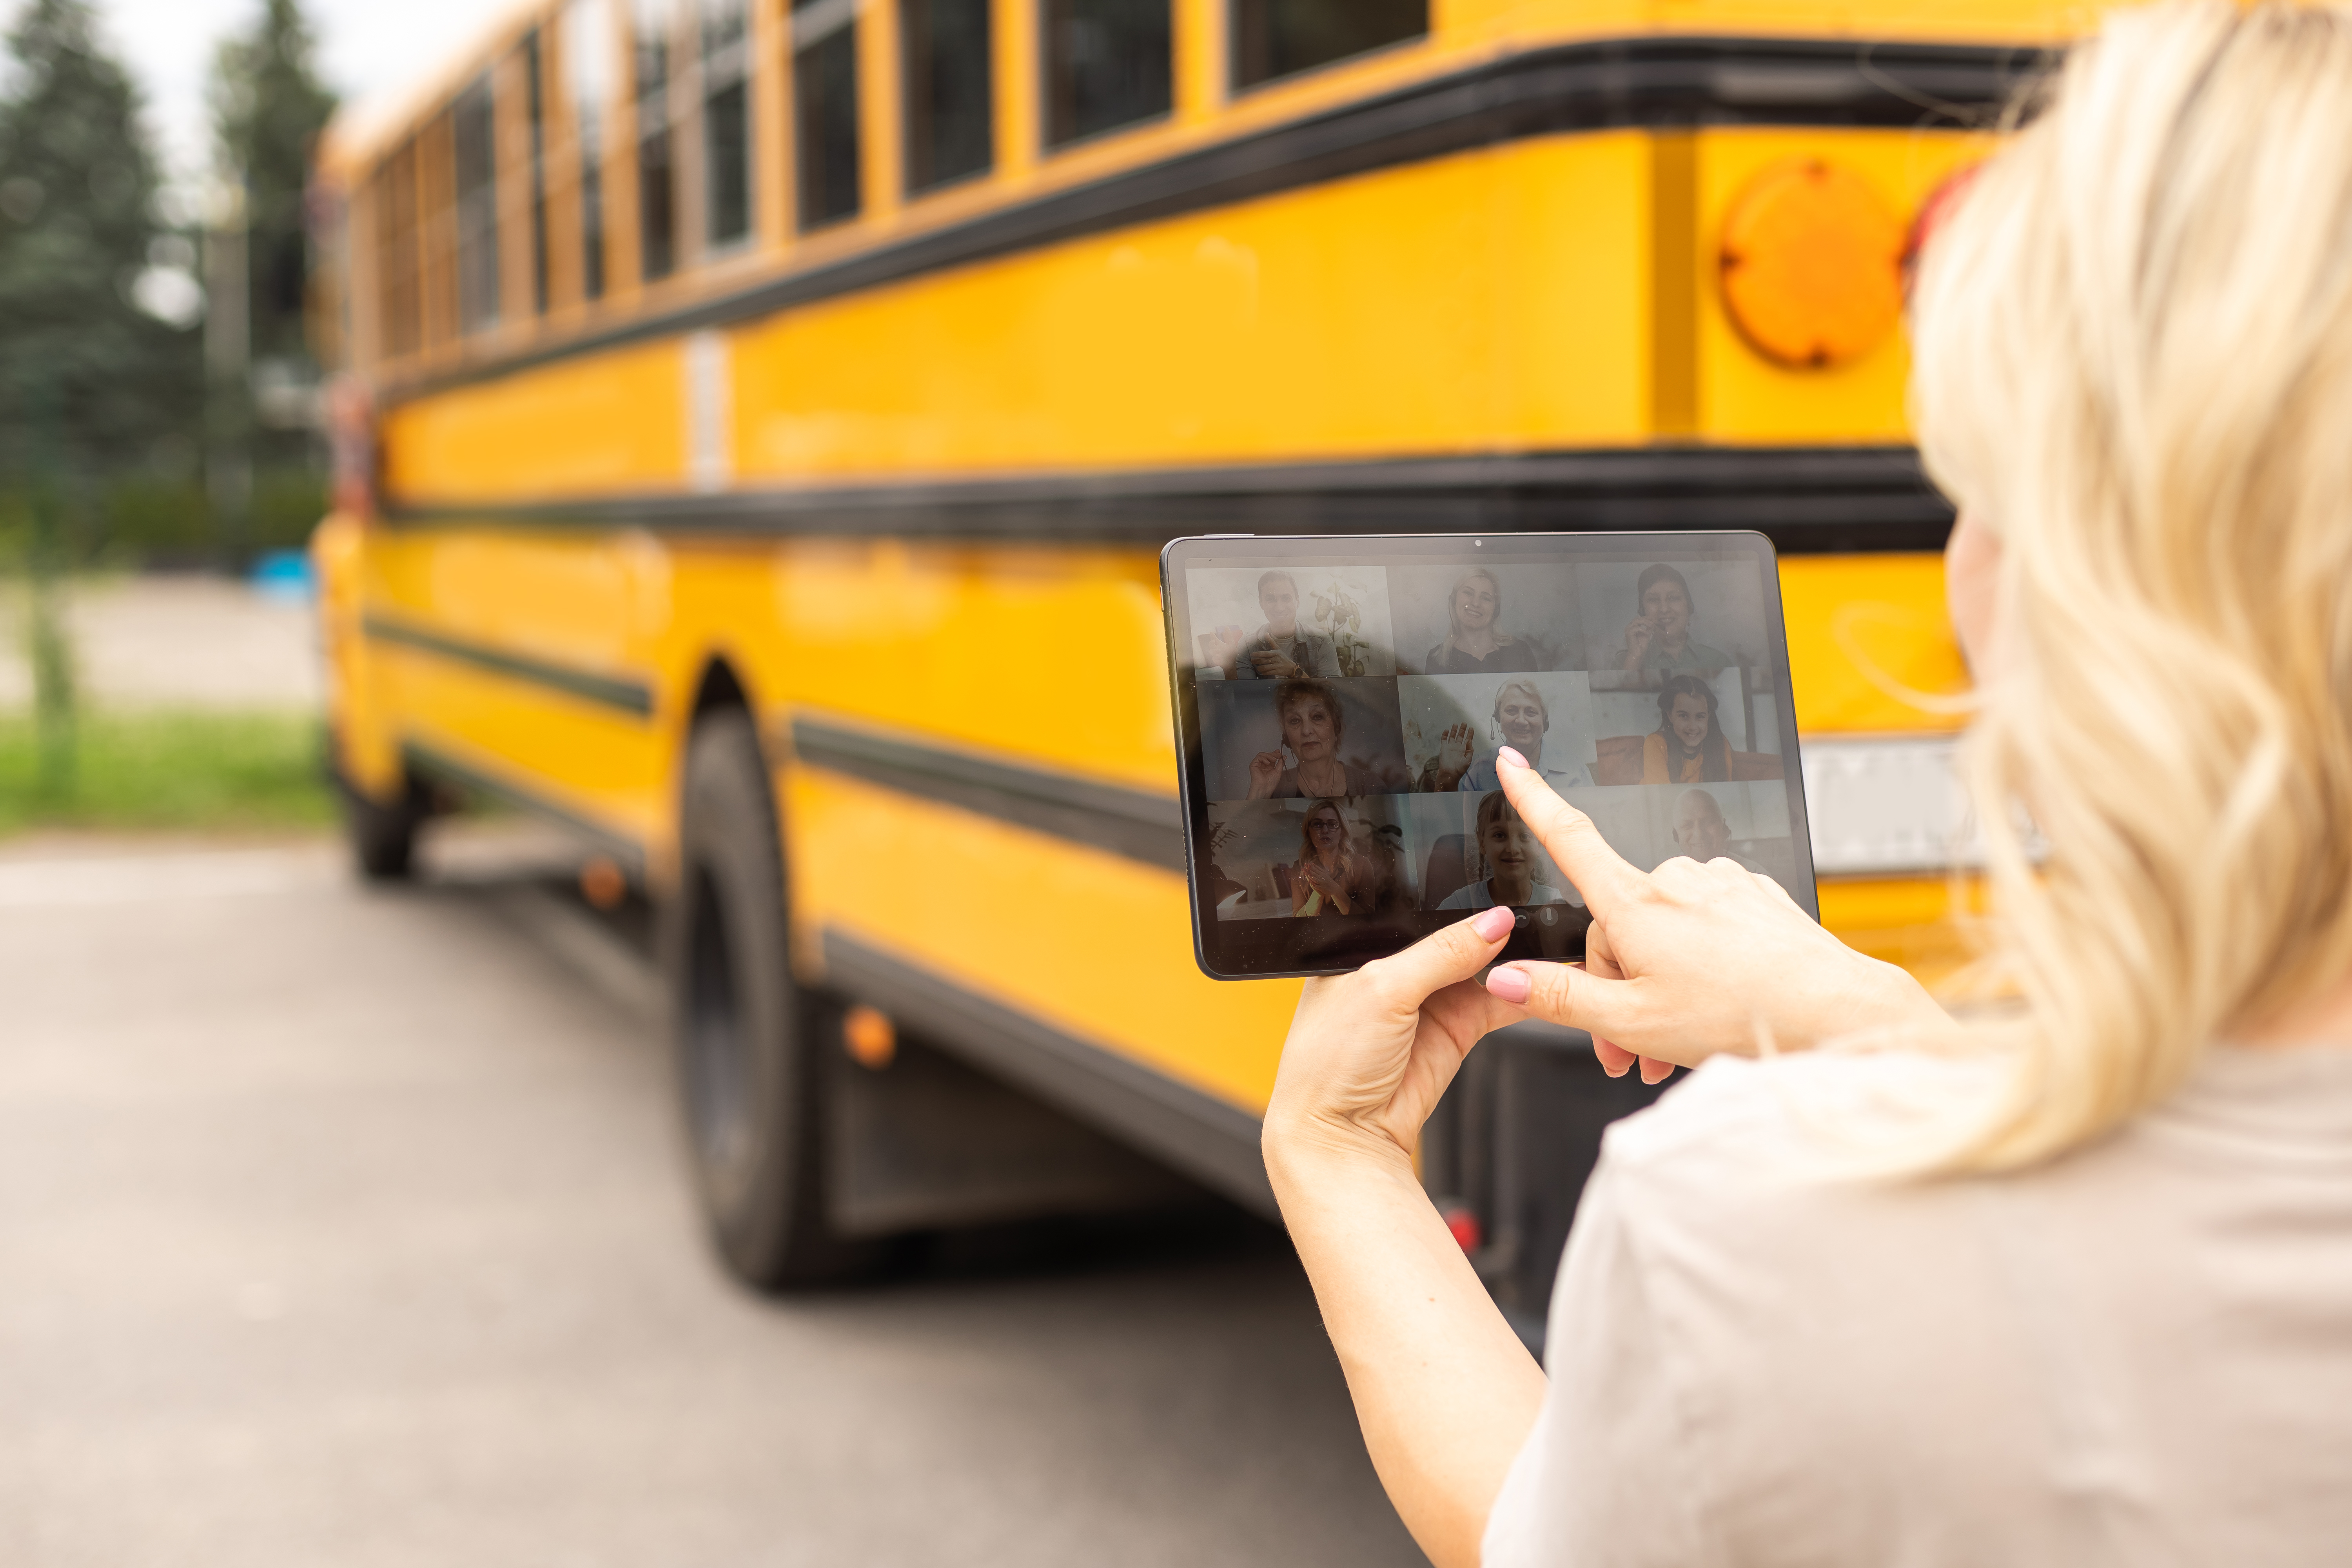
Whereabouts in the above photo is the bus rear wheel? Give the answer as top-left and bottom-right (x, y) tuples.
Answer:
(666, 710), (875, 1288)
(338, 768), (430, 882)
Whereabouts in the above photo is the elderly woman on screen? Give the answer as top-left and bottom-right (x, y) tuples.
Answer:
(1421, 681), (1585, 793)
(1245, 680), (1393, 799)
(1256, 9), (2352, 1565)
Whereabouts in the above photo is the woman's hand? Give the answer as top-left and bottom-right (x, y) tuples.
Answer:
(1261, 908), (1544, 1568)
(1620, 616), (1654, 671)
(1484, 750), (1953, 1071)
(1265, 906), (1524, 1168)
(1438, 721), (1474, 779)
(1246, 749), (1285, 799)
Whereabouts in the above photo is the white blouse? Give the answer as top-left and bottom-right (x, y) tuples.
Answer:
(1483, 1045), (2352, 1567)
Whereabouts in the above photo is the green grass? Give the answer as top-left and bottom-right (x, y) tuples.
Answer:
(0, 709), (335, 837)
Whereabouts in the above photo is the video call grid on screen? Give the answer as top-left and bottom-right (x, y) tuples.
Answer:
(1162, 534), (1820, 979)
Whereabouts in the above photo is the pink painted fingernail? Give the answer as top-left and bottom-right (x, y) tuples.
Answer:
(1497, 746), (1528, 771)
(1485, 964), (1532, 1004)
(1470, 906), (1515, 942)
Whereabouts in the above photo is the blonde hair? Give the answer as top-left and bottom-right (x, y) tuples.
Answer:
(1446, 568), (1513, 646)
(1909, 1), (2352, 1168)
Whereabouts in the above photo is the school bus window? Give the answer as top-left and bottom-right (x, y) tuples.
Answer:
(702, 0), (753, 246)
(634, 0), (678, 281)
(522, 29), (551, 314)
(453, 74), (499, 333)
(793, 0), (862, 229)
(565, 0), (613, 301)
(902, 0), (993, 194)
(1230, 0), (1425, 91)
(1041, 0), (1171, 149)
(373, 137), (421, 356)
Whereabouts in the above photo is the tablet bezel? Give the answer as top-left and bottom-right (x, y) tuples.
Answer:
(1160, 531), (1819, 981)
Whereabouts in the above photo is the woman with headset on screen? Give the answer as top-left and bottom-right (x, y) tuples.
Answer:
(1251, 9), (2352, 1564)
(1421, 681), (1586, 793)
(1641, 674), (1732, 784)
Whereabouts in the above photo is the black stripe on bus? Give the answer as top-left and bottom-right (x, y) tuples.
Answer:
(364, 615), (657, 717)
(383, 35), (2047, 407)
(385, 445), (1957, 555)
(819, 929), (1275, 1217)
(789, 716), (1187, 874)
(401, 739), (649, 878)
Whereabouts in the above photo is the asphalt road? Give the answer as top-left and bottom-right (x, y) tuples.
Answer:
(0, 826), (1422, 1567)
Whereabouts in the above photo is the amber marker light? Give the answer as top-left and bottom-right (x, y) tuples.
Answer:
(579, 856), (628, 910)
(1719, 159), (1905, 368)
(842, 1005), (897, 1070)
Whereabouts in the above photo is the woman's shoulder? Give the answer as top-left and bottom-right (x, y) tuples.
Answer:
(1601, 1050), (2009, 1194)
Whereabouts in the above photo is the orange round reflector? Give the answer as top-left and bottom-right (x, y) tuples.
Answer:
(1719, 160), (1904, 368)
(579, 856), (628, 910)
(842, 1004), (897, 1070)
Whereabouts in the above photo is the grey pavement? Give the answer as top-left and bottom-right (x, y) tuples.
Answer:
(0, 826), (1420, 1567)
(0, 575), (321, 711)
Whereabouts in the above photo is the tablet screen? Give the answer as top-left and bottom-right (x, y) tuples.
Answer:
(1160, 533), (1818, 979)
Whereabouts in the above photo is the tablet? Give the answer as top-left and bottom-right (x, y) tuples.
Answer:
(1161, 532), (1820, 980)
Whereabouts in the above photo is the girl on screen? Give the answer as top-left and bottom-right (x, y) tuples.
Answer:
(1641, 673), (1731, 783)
(1292, 800), (1367, 917)
(1422, 568), (1539, 675)
(1435, 792), (1568, 911)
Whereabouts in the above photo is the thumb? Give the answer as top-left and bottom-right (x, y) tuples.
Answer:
(1485, 959), (1642, 1044)
(1360, 905), (1516, 1013)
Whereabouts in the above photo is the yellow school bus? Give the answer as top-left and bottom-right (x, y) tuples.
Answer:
(310, 0), (2065, 1322)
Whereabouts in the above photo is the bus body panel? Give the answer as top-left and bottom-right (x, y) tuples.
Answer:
(368, 125), (1987, 510)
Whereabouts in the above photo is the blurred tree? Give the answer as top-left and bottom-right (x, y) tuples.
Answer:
(0, 0), (201, 485)
(211, 0), (336, 424)
(0, 0), (201, 789)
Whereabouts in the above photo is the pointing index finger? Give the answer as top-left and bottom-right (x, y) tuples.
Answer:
(1495, 749), (1644, 913)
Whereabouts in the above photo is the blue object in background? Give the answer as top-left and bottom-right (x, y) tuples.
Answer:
(249, 549), (315, 604)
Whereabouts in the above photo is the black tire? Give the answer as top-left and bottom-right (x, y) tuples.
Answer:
(338, 769), (430, 882)
(666, 710), (875, 1287)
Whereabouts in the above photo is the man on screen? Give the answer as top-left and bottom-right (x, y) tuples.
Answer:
(1672, 787), (1766, 873)
(1205, 571), (1344, 679)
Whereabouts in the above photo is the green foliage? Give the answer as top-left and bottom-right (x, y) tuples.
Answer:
(0, 0), (201, 484)
(212, 0), (337, 471)
(0, 708), (331, 835)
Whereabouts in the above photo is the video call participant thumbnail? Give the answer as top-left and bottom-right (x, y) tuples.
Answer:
(1436, 792), (1570, 911)
(1643, 674), (1733, 783)
(1615, 564), (1734, 674)
(1672, 787), (1764, 873)
(1201, 570), (1343, 680)
(1290, 799), (1383, 917)
(1247, 680), (1400, 799)
(1421, 568), (1540, 675)
(1420, 679), (1586, 793)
